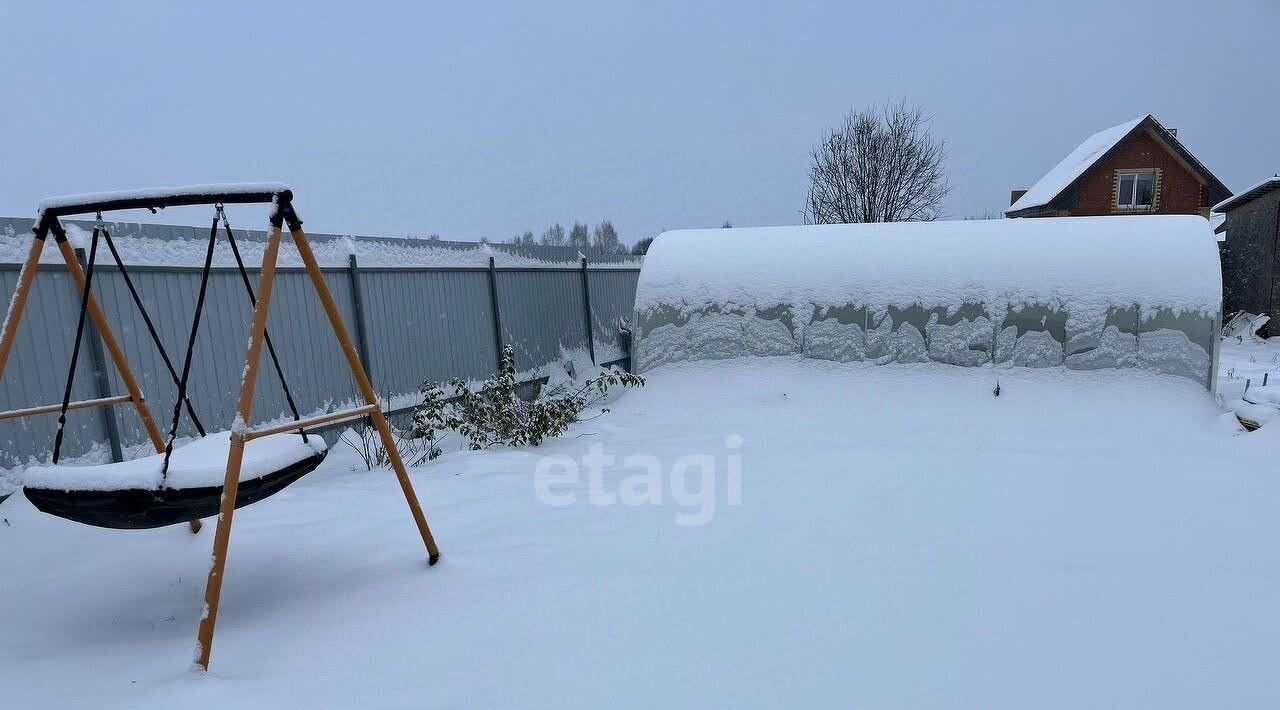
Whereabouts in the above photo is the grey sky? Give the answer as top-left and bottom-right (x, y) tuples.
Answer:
(2, 0), (1275, 245)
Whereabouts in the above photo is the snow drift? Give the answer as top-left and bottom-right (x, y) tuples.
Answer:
(634, 216), (1221, 387)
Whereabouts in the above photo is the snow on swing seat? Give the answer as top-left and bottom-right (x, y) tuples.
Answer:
(24, 431), (327, 492)
(21, 432), (329, 529)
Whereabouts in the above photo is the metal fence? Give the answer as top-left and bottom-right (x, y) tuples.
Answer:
(0, 226), (640, 469)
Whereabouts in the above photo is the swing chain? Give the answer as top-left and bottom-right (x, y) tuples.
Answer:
(95, 212), (208, 437)
(51, 224), (103, 464)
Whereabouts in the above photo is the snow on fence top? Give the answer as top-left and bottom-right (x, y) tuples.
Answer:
(637, 216), (1219, 316)
(0, 217), (642, 269)
(634, 216), (1221, 387)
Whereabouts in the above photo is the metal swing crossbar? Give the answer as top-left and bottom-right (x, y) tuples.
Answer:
(0, 185), (441, 672)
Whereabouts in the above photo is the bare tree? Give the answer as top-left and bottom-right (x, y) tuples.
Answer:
(592, 220), (626, 255)
(540, 223), (566, 246)
(569, 222), (592, 250)
(804, 101), (950, 224)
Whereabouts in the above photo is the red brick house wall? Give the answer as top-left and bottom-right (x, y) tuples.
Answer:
(1067, 131), (1209, 217)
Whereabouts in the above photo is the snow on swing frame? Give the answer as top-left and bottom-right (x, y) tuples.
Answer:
(632, 215), (1221, 389)
(10, 185), (322, 497)
(0, 183), (442, 672)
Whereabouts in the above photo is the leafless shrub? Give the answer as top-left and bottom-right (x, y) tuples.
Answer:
(340, 418), (436, 471)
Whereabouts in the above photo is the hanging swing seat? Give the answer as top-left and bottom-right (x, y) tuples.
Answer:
(22, 432), (328, 529)
(0, 185), (441, 670)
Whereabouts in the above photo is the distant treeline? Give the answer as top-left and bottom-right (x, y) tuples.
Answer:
(507, 221), (630, 255)
(507, 219), (734, 256)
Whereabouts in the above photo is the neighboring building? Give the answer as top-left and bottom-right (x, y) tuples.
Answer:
(1007, 114), (1230, 219)
(1214, 176), (1280, 320)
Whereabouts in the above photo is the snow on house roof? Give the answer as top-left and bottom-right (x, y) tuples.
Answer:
(1213, 176), (1280, 213)
(1007, 116), (1146, 215)
(636, 215), (1222, 318)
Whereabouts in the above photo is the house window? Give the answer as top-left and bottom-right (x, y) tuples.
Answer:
(1116, 170), (1156, 210)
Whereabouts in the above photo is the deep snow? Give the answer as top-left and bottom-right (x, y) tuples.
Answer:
(1218, 335), (1280, 426)
(1, 358), (1277, 709)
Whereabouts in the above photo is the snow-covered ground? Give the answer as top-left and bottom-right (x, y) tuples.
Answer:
(2, 358), (1278, 709)
(1218, 335), (1280, 426)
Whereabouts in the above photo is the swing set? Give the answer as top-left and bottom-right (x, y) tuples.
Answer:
(0, 184), (440, 670)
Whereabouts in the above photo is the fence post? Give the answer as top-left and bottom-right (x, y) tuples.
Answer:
(487, 256), (505, 369)
(76, 247), (124, 463)
(347, 254), (373, 372)
(579, 257), (596, 365)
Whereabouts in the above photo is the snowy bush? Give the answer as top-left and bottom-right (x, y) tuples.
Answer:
(410, 345), (643, 460)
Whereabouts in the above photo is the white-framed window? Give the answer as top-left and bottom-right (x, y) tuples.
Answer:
(1116, 170), (1156, 210)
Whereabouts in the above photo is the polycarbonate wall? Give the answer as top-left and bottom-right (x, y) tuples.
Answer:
(636, 301), (1218, 388)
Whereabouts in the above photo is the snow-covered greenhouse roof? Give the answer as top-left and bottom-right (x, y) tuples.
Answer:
(636, 216), (1221, 316)
(633, 216), (1221, 387)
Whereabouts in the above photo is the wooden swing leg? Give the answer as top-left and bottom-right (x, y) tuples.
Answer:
(290, 226), (441, 564)
(0, 236), (45, 379)
(56, 238), (167, 452)
(54, 236), (204, 534)
(0, 237), (200, 534)
(194, 225), (284, 672)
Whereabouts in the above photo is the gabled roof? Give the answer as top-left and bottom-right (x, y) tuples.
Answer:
(1007, 114), (1231, 216)
(1213, 176), (1280, 213)
(1008, 116), (1145, 214)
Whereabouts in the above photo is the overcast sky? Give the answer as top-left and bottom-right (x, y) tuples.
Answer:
(1, 0), (1275, 245)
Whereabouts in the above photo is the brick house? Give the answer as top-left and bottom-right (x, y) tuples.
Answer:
(1007, 114), (1230, 219)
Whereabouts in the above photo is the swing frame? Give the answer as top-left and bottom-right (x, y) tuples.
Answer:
(0, 186), (440, 671)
